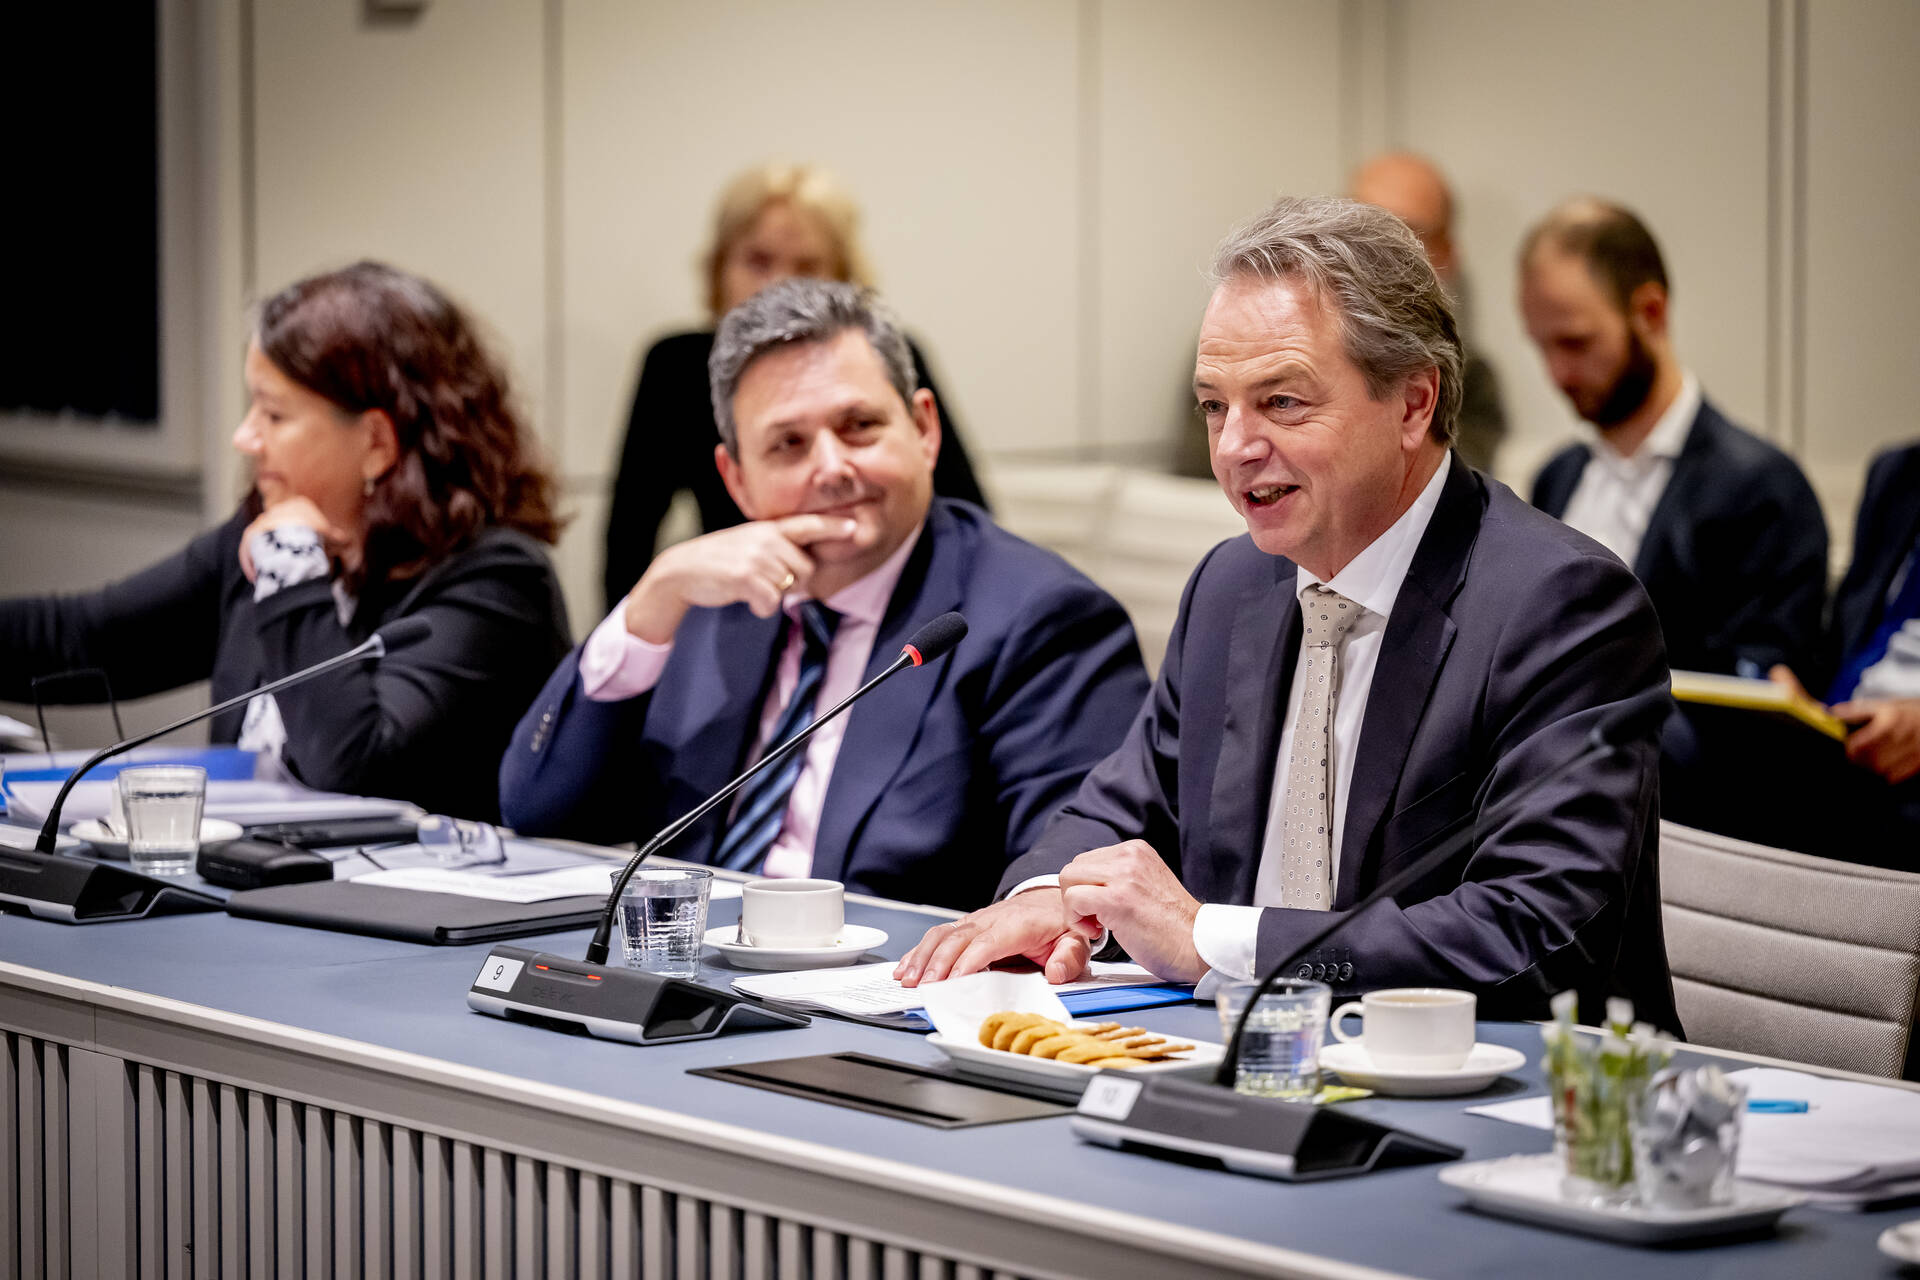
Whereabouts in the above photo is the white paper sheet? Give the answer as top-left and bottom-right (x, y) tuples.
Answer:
(732, 960), (1162, 1018)
(6, 778), (417, 827)
(915, 970), (1075, 1042)
(353, 865), (745, 904)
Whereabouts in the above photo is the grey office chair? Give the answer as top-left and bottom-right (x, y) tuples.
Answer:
(1659, 820), (1920, 1080)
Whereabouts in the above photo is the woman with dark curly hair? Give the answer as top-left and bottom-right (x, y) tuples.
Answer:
(0, 262), (572, 821)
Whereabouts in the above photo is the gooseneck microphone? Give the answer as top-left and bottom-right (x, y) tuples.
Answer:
(32, 616), (436, 854)
(583, 610), (968, 964)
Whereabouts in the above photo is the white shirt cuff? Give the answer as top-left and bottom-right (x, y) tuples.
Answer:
(579, 605), (672, 701)
(1192, 903), (1263, 981)
(249, 524), (329, 602)
(1006, 874), (1062, 898)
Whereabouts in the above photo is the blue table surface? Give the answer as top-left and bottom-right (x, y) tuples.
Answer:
(2, 884), (1914, 1279)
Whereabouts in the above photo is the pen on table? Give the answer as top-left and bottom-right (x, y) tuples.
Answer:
(1747, 1099), (1810, 1113)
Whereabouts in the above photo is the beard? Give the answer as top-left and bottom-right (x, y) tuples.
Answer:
(1586, 329), (1658, 428)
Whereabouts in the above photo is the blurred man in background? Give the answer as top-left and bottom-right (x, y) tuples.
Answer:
(1351, 152), (1508, 473)
(1521, 198), (1827, 679)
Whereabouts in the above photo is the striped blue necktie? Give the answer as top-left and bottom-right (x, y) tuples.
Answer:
(714, 601), (841, 872)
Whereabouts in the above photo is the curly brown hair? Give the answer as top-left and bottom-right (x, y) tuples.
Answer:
(253, 261), (562, 589)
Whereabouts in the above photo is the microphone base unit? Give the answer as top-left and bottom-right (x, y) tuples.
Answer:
(0, 847), (224, 924)
(1069, 1073), (1462, 1182)
(465, 946), (810, 1044)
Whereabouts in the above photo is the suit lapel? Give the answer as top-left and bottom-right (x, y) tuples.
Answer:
(1211, 556), (1298, 906)
(1336, 463), (1476, 905)
(812, 513), (957, 883)
(1632, 403), (1713, 586)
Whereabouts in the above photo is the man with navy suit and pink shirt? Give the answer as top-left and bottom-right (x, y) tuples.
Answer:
(500, 279), (1148, 910)
(898, 196), (1680, 1029)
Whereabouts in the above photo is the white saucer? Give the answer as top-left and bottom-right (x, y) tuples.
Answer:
(71, 818), (244, 861)
(1881, 1217), (1920, 1264)
(702, 923), (888, 971)
(1440, 1153), (1802, 1244)
(1319, 1040), (1527, 1096)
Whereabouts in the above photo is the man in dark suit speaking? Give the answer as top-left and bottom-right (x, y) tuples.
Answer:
(898, 197), (1679, 1027)
(500, 280), (1148, 910)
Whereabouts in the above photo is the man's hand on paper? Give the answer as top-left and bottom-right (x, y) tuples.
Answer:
(893, 887), (1090, 988)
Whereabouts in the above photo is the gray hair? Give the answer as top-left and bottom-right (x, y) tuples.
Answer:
(708, 279), (918, 455)
(1209, 195), (1463, 446)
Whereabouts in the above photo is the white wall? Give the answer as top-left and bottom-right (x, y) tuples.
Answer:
(4, 0), (1916, 639)
(1399, 0), (1775, 489)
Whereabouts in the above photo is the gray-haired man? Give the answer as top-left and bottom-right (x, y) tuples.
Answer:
(898, 197), (1680, 1030)
(501, 280), (1149, 910)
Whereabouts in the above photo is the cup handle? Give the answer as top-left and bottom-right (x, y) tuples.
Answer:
(1329, 1001), (1366, 1043)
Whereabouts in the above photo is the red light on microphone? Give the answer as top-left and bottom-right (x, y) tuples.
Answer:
(903, 644), (925, 667)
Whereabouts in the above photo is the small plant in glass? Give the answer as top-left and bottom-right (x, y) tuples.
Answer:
(1540, 991), (1672, 1204)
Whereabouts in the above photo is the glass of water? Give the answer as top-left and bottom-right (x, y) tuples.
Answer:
(118, 765), (207, 876)
(1216, 978), (1331, 1101)
(617, 867), (713, 978)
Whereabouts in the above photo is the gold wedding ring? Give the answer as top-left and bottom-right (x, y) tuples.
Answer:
(778, 571), (796, 592)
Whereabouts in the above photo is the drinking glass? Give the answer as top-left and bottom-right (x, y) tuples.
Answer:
(1216, 978), (1331, 1100)
(617, 867), (713, 978)
(118, 765), (206, 875)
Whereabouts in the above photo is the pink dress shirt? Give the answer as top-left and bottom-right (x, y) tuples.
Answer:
(579, 524), (925, 877)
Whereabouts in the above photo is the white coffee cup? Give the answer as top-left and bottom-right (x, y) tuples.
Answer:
(739, 878), (844, 949)
(1329, 987), (1476, 1071)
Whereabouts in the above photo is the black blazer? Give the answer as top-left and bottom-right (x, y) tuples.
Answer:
(1004, 461), (1681, 1030)
(600, 330), (989, 611)
(1829, 441), (1920, 687)
(0, 512), (573, 822)
(1532, 398), (1828, 678)
(505, 499), (1149, 911)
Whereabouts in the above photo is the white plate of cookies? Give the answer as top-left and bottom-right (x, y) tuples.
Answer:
(928, 1011), (1225, 1092)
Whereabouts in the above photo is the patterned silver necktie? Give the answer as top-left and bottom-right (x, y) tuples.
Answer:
(1279, 585), (1362, 910)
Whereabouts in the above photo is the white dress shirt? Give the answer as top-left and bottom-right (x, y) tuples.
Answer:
(1190, 453), (1453, 980)
(578, 524), (924, 877)
(1558, 372), (1701, 570)
(1858, 548), (1920, 700)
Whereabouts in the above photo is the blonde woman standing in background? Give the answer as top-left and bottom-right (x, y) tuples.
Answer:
(601, 162), (986, 612)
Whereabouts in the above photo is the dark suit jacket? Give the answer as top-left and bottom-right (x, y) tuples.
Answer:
(1002, 462), (1680, 1029)
(600, 331), (989, 611)
(0, 511), (573, 822)
(1829, 441), (1920, 684)
(1664, 442), (1920, 863)
(503, 499), (1150, 910)
(1532, 398), (1828, 679)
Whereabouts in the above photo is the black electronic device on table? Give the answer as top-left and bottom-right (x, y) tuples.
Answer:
(466, 946), (809, 1044)
(464, 612), (969, 1044)
(197, 838), (333, 890)
(240, 814), (421, 848)
(0, 846), (222, 923)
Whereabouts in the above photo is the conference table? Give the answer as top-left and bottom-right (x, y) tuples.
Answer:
(2, 859), (1915, 1279)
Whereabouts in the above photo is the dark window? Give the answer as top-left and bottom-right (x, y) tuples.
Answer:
(0, 5), (161, 424)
